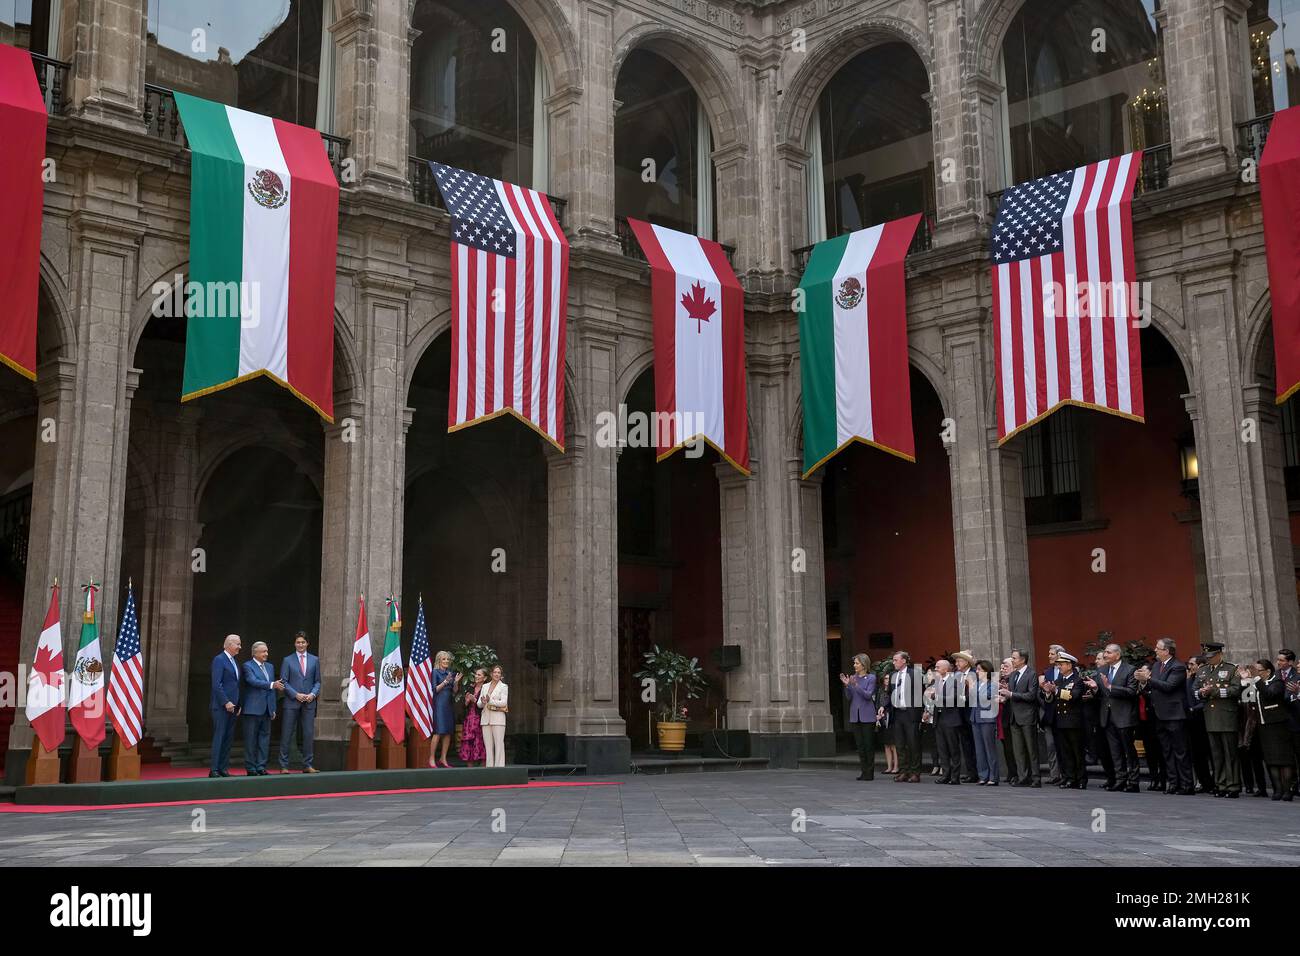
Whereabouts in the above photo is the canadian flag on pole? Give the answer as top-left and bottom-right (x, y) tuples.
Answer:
(25, 581), (66, 752)
(345, 595), (376, 737)
(627, 219), (749, 473)
(376, 595), (405, 743)
(68, 579), (106, 748)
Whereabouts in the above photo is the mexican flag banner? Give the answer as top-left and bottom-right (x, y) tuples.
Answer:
(25, 582), (65, 752)
(68, 581), (106, 748)
(173, 92), (338, 420)
(345, 595), (376, 737)
(376, 596), (406, 743)
(797, 215), (921, 477)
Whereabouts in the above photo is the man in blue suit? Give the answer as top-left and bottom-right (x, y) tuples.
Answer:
(241, 641), (283, 776)
(278, 631), (321, 773)
(210, 634), (243, 778)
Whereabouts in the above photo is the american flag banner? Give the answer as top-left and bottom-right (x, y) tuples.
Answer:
(107, 583), (145, 749)
(429, 162), (568, 450)
(990, 152), (1145, 442)
(405, 597), (433, 740)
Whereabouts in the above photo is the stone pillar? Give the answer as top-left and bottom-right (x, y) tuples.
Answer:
(138, 406), (201, 745)
(543, 301), (627, 771)
(64, 0), (146, 132)
(332, 0), (410, 196)
(1158, 0), (1240, 183)
(4, 211), (142, 783)
(928, 0), (983, 241)
(716, 352), (834, 767)
(555, 0), (617, 250)
(314, 272), (411, 768)
(732, 43), (781, 275)
(1242, 383), (1300, 646)
(1180, 254), (1292, 658)
(943, 321), (1034, 661)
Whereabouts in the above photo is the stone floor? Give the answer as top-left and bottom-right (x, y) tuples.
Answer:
(1, 770), (1298, 866)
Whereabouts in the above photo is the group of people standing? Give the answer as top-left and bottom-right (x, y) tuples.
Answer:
(840, 640), (1300, 800)
(209, 635), (511, 775)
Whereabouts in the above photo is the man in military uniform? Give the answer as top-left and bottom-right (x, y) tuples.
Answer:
(1044, 651), (1087, 789)
(1194, 641), (1242, 797)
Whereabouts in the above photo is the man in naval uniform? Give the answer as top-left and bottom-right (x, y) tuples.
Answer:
(1194, 641), (1242, 798)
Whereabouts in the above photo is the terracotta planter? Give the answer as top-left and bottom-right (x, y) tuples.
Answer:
(656, 721), (687, 751)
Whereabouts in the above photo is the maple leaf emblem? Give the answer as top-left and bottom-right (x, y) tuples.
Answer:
(351, 649), (375, 690)
(32, 643), (63, 688)
(680, 281), (716, 333)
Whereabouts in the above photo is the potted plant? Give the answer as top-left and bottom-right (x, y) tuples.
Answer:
(634, 645), (708, 751)
(449, 643), (499, 748)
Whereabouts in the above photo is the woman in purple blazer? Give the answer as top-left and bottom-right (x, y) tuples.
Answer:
(840, 653), (879, 781)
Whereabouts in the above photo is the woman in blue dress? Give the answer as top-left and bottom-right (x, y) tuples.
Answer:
(429, 650), (460, 768)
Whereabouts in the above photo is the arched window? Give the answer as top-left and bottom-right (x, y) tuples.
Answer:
(409, 0), (543, 188)
(1249, 0), (1300, 115)
(146, 0), (337, 131)
(614, 49), (713, 236)
(0, 0), (58, 56)
(1000, 0), (1169, 184)
(807, 42), (934, 244)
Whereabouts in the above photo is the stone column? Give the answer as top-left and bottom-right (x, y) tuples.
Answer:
(139, 406), (201, 745)
(1241, 383), (1300, 646)
(1180, 254), (1292, 658)
(716, 351), (834, 767)
(63, 0), (146, 132)
(1158, 0), (1240, 183)
(943, 320), (1034, 661)
(928, 0), (984, 241)
(555, 0), (617, 250)
(543, 301), (627, 771)
(4, 211), (142, 783)
(731, 43), (781, 275)
(332, 0), (410, 196)
(314, 272), (411, 768)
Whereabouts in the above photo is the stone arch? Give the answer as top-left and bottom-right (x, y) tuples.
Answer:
(1243, 287), (1276, 385)
(404, 0), (582, 92)
(616, 340), (655, 409)
(195, 435), (325, 509)
(403, 312), (583, 445)
(777, 17), (934, 149)
(36, 255), (75, 363)
(968, 0), (1029, 81)
(128, 264), (366, 402)
(612, 23), (747, 151)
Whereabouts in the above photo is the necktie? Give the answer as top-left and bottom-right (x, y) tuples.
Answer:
(300, 654), (307, 676)
(1110, 665), (1117, 682)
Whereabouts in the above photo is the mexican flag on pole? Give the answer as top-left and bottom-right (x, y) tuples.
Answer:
(68, 581), (106, 748)
(797, 215), (921, 477)
(376, 596), (406, 743)
(25, 582), (65, 752)
(172, 92), (338, 421)
(345, 595), (376, 737)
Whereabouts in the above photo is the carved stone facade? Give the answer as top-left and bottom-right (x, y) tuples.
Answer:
(3, 0), (1295, 780)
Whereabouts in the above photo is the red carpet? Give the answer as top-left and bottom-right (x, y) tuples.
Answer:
(0, 779), (617, 814)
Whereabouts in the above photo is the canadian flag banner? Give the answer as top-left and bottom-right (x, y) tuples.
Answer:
(25, 582), (66, 752)
(345, 595), (376, 737)
(627, 219), (749, 473)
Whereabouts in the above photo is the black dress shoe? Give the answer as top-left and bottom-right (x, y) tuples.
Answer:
(1103, 782), (1120, 791)
(1225, 791), (1240, 798)
(1283, 793), (1294, 802)
(1057, 781), (1070, 788)
(208, 771), (221, 778)
(949, 779), (961, 785)
(219, 770), (230, 777)
(1031, 780), (1042, 788)
(1124, 784), (1140, 793)
(1147, 782), (1165, 791)
(1254, 789), (1269, 798)
(1214, 790), (1225, 797)
(1008, 779), (1021, 787)
(1165, 787), (1184, 795)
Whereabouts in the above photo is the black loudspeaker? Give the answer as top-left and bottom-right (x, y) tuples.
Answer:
(712, 645), (742, 671)
(513, 733), (567, 764)
(524, 639), (563, 668)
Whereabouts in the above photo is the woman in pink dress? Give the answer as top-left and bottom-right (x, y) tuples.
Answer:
(458, 667), (487, 766)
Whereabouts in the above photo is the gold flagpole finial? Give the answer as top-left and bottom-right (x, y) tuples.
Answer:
(128, 576), (133, 590)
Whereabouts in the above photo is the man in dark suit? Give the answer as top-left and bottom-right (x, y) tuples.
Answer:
(210, 635), (243, 778)
(1277, 649), (1300, 796)
(1137, 637), (1193, 795)
(930, 658), (963, 785)
(889, 651), (926, 782)
(1087, 642), (1140, 792)
(1040, 645), (1064, 785)
(1082, 649), (1115, 785)
(240, 641), (283, 776)
(952, 651), (980, 781)
(998, 657), (1018, 783)
(999, 648), (1041, 787)
(278, 631), (322, 774)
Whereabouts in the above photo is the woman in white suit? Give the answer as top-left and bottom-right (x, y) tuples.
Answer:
(477, 665), (509, 767)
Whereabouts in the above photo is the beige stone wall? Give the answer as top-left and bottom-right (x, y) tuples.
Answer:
(5, 0), (1298, 774)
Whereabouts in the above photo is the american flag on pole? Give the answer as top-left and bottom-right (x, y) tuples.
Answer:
(990, 152), (1145, 442)
(107, 583), (144, 748)
(429, 162), (568, 450)
(405, 597), (433, 739)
